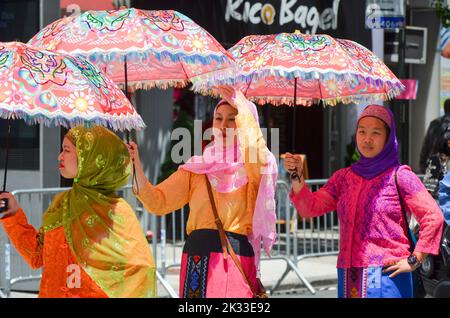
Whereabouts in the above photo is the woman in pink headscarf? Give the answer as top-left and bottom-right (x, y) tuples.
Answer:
(285, 105), (444, 298)
(127, 86), (277, 298)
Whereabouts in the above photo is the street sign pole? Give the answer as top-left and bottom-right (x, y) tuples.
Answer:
(394, 1), (410, 165)
(365, 0), (410, 164)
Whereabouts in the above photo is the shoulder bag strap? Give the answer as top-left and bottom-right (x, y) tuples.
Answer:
(394, 167), (414, 253)
(204, 175), (257, 296)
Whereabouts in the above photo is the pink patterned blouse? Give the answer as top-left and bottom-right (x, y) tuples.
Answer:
(290, 165), (444, 268)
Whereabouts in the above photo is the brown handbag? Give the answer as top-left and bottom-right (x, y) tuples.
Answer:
(205, 175), (267, 298)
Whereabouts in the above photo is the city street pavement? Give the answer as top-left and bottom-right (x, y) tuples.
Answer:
(7, 255), (338, 298)
(261, 255), (338, 293)
(150, 235), (339, 298)
(154, 254), (339, 298)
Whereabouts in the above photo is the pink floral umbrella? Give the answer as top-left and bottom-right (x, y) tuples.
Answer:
(28, 8), (236, 93)
(0, 42), (145, 130)
(199, 31), (404, 107)
(201, 32), (405, 179)
(0, 42), (145, 204)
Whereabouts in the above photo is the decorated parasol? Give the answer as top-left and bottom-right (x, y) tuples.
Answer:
(202, 31), (404, 106)
(28, 8), (236, 93)
(200, 32), (404, 163)
(0, 42), (144, 210)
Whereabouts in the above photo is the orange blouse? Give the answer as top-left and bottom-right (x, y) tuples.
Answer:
(1, 209), (107, 298)
(137, 169), (255, 236)
(136, 99), (269, 236)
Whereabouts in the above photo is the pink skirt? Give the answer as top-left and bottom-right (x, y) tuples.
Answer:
(179, 229), (258, 298)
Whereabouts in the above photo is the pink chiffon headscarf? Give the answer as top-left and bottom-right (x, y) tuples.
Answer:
(179, 98), (277, 273)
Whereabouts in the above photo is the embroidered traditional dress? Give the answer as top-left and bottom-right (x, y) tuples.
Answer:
(1, 126), (156, 298)
(290, 105), (444, 298)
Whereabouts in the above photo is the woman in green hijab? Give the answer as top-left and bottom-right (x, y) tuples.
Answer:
(0, 126), (156, 298)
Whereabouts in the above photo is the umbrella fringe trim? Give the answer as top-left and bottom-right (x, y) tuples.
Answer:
(117, 79), (189, 92)
(81, 49), (233, 67)
(114, 69), (237, 92)
(115, 67), (239, 92)
(223, 68), (405, 92)
(249, 90), (403, 107)
(190, 68), (239, 87)
(0, 108), (146, 131)
(192, 87), (404, 107)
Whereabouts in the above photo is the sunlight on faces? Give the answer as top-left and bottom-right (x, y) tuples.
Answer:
(58, 137), (78, 179)
(356, 116), (389, 159)
(169, 101), (279, 166)
(213, 103), (238, 147)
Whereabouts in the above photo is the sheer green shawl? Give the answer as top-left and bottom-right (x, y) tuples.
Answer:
(42, 126), (156, 298)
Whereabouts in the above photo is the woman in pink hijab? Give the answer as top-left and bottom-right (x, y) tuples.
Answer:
(127, 86), (277, 298)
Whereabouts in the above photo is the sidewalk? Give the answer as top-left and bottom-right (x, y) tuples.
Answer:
(6, 255), (338, 298)
(157, 254), (338, 297)
(261, 255), (338, 290)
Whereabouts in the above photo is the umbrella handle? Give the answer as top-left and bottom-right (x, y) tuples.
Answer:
(131, 160), (139, 195)
(0, 194), (8, 213)
(0, 120), (11, 212)
(2, 120), (11, 192)
(126, 135), (139, 195)
(292, 78), (298, 153)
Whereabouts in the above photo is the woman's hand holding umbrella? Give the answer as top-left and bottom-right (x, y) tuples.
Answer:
(284, 152), (305, 193)
(0, 192), (20, 219)
(126, 141), (147, 195)
(215, 85), (246, 110)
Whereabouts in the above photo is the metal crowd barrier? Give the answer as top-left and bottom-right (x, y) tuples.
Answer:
(267, 174), (425, 294)
(0, 186), (177, 298)
(269, 179), (339, 294)
(0, 173), (429, 298)
(0, 179), (338, 298)
(142, 179), (337, 296)
(155, 174), (425, 295)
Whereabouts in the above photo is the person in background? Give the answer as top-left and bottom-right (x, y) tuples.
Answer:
(423, 127), (450, 200)
(419, 99), (450, 173)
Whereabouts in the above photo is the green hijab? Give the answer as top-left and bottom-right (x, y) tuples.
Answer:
(42, 126), (156, 298)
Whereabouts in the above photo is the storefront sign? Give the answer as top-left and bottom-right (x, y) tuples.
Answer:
(365, 0), (405, 29)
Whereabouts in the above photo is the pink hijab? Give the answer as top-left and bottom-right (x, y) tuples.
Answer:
(179, 98), (277, 272)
